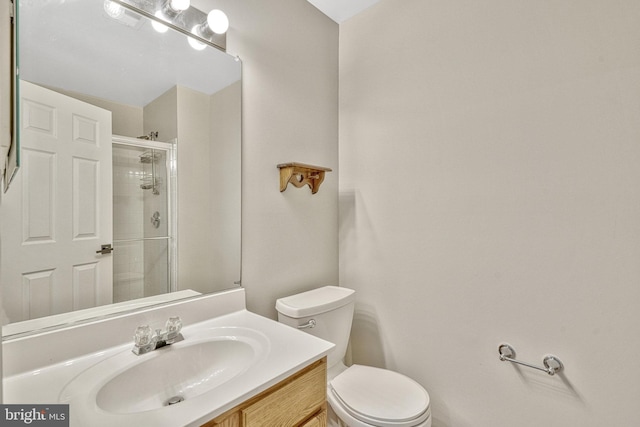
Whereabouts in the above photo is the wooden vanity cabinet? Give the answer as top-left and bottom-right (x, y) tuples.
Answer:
(202, 358), (327, 427)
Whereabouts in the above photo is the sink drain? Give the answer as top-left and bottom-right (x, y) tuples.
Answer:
(166, 395), (185, 406)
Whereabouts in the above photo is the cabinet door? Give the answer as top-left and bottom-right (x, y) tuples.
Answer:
(242, 362), (326, 426)
(201, 359), (327, 427)
(205, 412), (239, 427)
(300, 408), (327, 427)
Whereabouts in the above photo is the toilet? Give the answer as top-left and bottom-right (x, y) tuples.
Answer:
(276, 286), (431, 427)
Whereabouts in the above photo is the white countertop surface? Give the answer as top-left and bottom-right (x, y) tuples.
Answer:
(4, 309), (334, 427)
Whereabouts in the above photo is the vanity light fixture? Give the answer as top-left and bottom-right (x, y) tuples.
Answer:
(187, 9), (228, 50)
(104, 0), (144, 28)
(110, 0), (228, 51)
(187, 27), (207, 51)
(104, 0), (125, 19)
(191, 9), (229, 43)
(205, 9), (230, 35)
(151, 11), (169, 33)
(163, 0), (191, 15)
(153, 0), (190, 33)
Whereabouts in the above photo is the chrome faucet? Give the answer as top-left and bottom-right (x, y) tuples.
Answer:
(132, 316), (184, 355)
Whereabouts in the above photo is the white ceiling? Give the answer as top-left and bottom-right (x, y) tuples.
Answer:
(306, 0), (382, 23)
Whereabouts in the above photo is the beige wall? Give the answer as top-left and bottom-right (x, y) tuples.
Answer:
(143, 86), (177, 141)
(339, 0), (640, 426)
(175, 85), (216, 292)
(209, 81), (242, 288)
(194, 0), (339, 317)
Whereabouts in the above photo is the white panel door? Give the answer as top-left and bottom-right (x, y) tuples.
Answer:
(0, 81), (113, 322)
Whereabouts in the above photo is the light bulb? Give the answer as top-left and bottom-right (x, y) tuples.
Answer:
(206, 9), (229, 34)
(188, 26), (207, 51)
(169, 0), (190, 12)
(152, 11), (169, 33)
(104, 0), (124, 19)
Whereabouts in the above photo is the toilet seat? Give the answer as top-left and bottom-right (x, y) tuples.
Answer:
(328, 365), (431, 427)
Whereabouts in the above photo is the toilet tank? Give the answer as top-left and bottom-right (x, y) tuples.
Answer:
(276, 286), (355, 369)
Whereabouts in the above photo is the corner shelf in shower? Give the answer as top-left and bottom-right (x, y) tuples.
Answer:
(277, 162), (332, 194)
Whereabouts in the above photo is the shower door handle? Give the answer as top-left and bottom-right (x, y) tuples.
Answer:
(96, 244), (114, 255)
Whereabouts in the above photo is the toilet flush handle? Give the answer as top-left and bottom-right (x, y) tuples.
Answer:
(297, 319), (316, 330)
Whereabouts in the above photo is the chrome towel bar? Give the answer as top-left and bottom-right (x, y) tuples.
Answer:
(498, 343), (563, 376)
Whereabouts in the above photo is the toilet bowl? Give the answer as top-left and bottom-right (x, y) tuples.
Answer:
(276, 286), (431, 427)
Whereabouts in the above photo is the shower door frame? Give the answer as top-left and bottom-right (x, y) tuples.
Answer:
(112, 135), (178, 296)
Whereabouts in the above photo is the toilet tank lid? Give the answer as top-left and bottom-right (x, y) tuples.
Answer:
(276, 286), (355, 318)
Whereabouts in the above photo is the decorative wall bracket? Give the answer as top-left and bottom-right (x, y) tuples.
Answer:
(277, 162), (332, 194)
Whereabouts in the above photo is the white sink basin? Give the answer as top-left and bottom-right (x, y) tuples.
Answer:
(60, 326), (270, 415)
(97, 339), (256, 413)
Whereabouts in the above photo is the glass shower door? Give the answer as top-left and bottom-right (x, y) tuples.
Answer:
(112, 137), (176, 303)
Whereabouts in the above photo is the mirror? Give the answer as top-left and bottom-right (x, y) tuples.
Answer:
(0, 0), (241, 338)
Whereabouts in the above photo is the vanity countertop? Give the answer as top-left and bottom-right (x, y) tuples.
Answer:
(3, 309), (334, 427)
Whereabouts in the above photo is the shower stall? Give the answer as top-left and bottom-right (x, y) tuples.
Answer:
(112, 135), (177, 303)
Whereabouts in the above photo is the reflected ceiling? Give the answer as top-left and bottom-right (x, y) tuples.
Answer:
(19, 1), (239, 107)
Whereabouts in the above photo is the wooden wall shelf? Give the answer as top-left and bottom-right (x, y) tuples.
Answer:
(277, 162), (332, 194)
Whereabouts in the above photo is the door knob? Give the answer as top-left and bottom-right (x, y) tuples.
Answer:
(96, 244), (114, 255)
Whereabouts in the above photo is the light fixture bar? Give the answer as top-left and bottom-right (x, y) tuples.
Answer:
(111, 0), (226, 52)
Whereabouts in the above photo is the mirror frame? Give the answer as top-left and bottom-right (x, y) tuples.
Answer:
(2, 0), (18, 192)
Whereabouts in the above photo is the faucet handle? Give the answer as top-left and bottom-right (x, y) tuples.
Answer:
(165, 316), (183, 337)
(134, 325), (153, 347)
